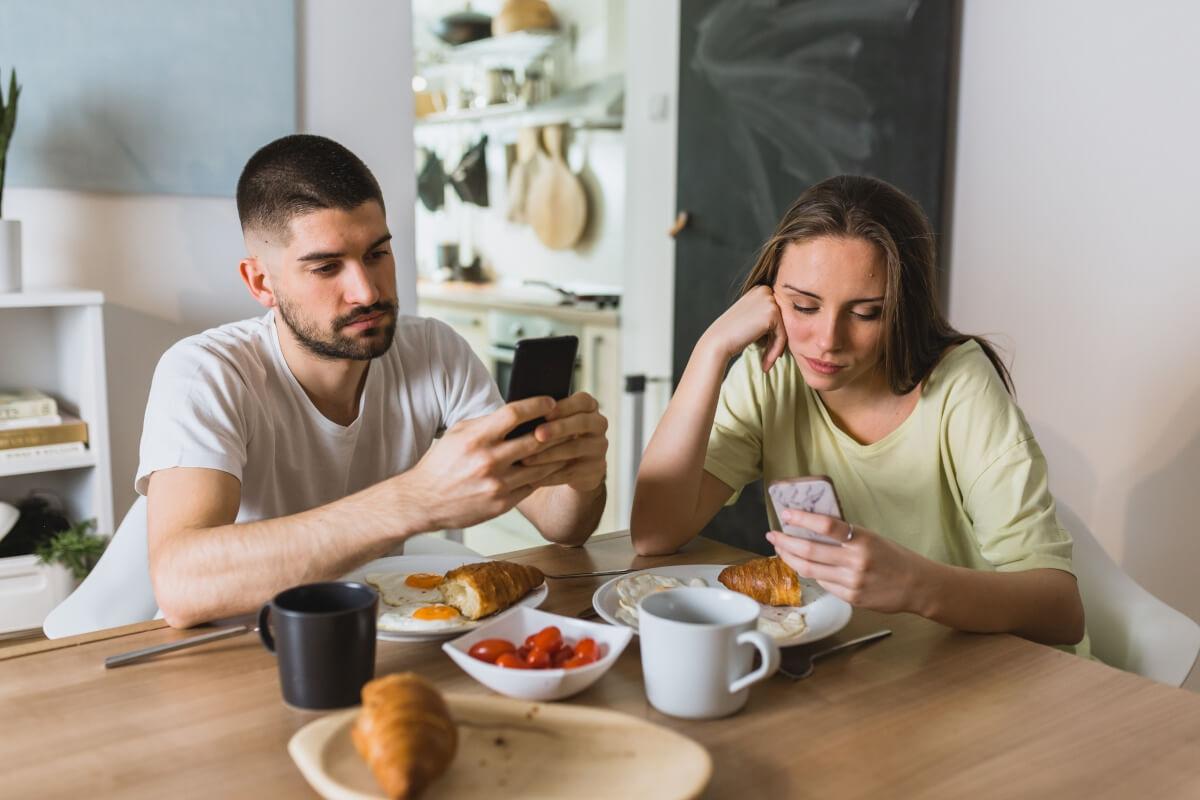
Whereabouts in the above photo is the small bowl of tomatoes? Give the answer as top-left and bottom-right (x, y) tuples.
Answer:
(442, 606), (633, 701)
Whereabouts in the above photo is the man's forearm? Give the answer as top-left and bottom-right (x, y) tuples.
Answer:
(913, 563), (1086, 646)
(154, 478), (430, 627)
(521, 482), (606, 546)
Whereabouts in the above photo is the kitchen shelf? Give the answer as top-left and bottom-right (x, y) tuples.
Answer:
(0, 450), (96, 479)
(420, 29), (567, 73)
(414, 75), (624, 134)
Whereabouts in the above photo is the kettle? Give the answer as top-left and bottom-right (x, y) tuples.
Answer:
(432, 9), (493, 46)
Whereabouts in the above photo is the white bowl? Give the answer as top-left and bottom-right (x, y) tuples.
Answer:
(442, 606), (633, 701)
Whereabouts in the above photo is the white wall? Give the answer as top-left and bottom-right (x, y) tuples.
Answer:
(6, 0), (415, 524)
(950, 1), (1200, 634)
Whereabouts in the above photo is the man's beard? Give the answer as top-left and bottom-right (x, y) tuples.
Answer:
(276, 296), (397, 361)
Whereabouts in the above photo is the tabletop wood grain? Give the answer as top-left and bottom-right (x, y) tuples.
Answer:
(3, 532), (1199, 799)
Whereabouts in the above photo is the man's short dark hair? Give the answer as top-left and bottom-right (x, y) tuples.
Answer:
(236, 134), (385, 240)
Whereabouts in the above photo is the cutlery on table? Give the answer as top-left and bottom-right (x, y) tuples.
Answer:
(779, 629), (892, 680)
(543, 567), (635, 579)
(104, 625), (254, 669)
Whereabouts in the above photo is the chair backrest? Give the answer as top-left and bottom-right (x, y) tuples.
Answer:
(42, 496), (160, 639)
(1060, 505), (1200, 687)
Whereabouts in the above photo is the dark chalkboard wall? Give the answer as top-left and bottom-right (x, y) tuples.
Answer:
(673, 0), (959, 553)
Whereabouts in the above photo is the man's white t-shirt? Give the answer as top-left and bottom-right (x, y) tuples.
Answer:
(136, 311), (502, 522)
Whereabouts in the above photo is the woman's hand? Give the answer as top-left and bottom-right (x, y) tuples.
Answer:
(766, 509), (931, 614)
(699, 285), (788, 372)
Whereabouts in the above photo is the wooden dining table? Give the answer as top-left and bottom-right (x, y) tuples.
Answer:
(4, 531), (1200, 799)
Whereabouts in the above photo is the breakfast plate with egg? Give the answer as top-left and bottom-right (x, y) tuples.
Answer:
(591, 565), (851, 647)
(343, 555), (549, 642)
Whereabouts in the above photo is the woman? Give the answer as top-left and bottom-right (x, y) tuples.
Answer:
(631, 175), (1086, 649)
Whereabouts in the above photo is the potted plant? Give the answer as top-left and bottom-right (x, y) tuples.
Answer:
(1, 68), (21, 293)
(35, 518), (108, 583)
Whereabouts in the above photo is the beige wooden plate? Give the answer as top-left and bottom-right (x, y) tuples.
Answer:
(526, 124), (588, 250)
(289, 692), (712, 800)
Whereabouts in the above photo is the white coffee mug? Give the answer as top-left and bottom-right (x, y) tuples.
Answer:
(638, 587), (781, 719)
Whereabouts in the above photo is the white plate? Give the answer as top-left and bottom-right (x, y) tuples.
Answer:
(591, 564), (851, 648)
(342, 555), (549, 643)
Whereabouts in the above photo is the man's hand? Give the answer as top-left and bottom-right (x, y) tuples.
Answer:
(399, 397), (563, 531)
(518, 391), (608, 493)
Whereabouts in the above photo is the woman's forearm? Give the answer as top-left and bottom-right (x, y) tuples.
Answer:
(913, 562), (1086, 646)
(631, 335), (731, 554)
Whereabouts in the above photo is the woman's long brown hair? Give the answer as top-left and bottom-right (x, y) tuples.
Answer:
(739, 175), (1013, 395)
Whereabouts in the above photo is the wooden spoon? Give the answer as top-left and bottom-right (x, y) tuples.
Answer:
(527, 124), (588, 250)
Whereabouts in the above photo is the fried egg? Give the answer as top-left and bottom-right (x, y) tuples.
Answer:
(614, 573), (709, 627)
(365, 572), (444, 606)
(756, 606), (807, 640)
(378, 602), (471, 633)
(612, 572), (807, 641)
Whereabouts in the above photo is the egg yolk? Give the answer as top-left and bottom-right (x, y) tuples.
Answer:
(405, 573), (443, 589)
(413, 604), (460, 621)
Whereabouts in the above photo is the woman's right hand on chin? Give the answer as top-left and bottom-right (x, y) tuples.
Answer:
(699, 285), (789, 372)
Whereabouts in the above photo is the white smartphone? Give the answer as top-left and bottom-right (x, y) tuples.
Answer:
(767, 476), (845, 546)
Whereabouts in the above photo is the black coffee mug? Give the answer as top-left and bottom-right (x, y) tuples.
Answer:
(258, 581), (378, 710)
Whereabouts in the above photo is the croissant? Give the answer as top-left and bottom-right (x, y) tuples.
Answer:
(438, 560), (545, 620)
(352, 672), (457, 800)
(718, 556), (804, 606)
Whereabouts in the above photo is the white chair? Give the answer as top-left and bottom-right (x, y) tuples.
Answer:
(1060, 505), (1200, 687)
(42, 496), (160, 639)
(43, 495), (483, 639)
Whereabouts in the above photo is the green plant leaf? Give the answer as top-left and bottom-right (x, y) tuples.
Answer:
(34, 518), (108, 582)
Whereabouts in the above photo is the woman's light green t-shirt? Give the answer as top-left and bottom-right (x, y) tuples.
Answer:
(704, 340), (1087, 655)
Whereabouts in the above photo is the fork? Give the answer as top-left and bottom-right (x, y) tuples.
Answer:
(778, 629), (892, 680)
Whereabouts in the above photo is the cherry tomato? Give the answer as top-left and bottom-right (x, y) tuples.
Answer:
(525, 626), (563, 654)
(561, 654), (593, 669)
(552, 645), (575, 667)
(525, 647), (552, 669)
(468, 638), (517, 664)
(495, 652), (530, 669)
(574, 638), (599, 662)
(516, 645), (532, 661)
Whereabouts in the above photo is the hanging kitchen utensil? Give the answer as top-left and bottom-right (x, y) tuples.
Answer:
(527, 125), (588, 250)
(416, 148), (446, 212)
(448, 136), (490, 207)
(506, 127), (546, 223)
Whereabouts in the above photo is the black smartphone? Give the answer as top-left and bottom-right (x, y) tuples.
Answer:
(503, 335), (579, 440)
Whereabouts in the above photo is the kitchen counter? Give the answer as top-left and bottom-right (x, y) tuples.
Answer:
(417, 280), (620, 326)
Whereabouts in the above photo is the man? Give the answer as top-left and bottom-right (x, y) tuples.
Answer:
(142, 134), (608, 628)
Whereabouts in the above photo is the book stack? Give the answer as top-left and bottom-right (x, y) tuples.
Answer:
(0, 389), (88, 463)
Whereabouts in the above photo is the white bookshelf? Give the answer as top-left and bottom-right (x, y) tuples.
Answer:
(0, 289), (113, 634)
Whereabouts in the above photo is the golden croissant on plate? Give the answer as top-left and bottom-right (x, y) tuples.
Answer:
(352, 672), (457, 800)
(718, 556), (803, 606)
(438, 560), (545, 620)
